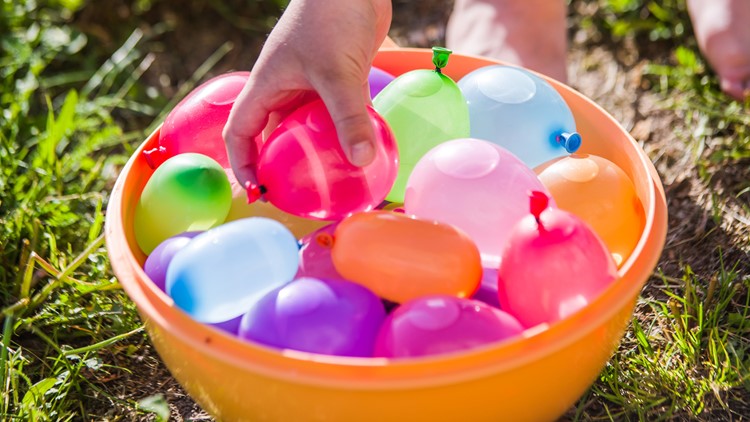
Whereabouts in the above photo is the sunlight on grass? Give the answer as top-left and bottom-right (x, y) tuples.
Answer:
(1, 0), (284, 419)
(577, 261), (750, 420)
(570, 0), (750, 419)
(1, 0), (153, 419)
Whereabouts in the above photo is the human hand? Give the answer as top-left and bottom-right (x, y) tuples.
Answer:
(223, 0), (393, 188)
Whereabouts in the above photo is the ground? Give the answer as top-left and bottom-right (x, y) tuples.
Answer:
(67, 0), (749, 420)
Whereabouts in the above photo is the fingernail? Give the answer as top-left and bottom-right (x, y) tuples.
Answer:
(349, 141), (375, 166)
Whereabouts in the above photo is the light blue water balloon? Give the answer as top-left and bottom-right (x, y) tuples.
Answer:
(458, 65), (581, 169)
(166, 217), (300, 324)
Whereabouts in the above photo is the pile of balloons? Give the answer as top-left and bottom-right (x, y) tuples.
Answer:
(134, 47), (646, 359)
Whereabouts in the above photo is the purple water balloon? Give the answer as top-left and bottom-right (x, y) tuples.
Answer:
(471, 267), (501, 309)
(210, 314), (242, 336)
(239, 277), (386, 357)
(369, 67), (396, 99)
(143, 231), (201, 291)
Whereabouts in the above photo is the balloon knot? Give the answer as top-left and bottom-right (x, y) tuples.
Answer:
(431, 46), (452, 70)
(529, 191), (549, 225)
(245, 182), (266, 203)
(556, 132), (582, 153)
(315, 232), (334, 249)
(142, 146), (167, 169)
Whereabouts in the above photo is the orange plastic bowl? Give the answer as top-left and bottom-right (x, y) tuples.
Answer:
(105, 49), (667, 422)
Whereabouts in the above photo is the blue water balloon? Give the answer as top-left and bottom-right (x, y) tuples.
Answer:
(457, 65), (581, 169)
(166, 217), (300, 324)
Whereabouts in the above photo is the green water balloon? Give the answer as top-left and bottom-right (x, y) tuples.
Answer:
(373, 47), (470, 203)
(134, 153), (232, 254)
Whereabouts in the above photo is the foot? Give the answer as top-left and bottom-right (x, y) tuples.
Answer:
(446, 0), (568, 83)
(688, 0), (750, 100)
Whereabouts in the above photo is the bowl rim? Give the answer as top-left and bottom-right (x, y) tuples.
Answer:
(105, 48), (668, 389)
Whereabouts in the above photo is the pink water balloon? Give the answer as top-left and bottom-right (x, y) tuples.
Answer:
(497, 192), (618, 328)
(295, 223), (348, 283)
(374, 296), (523, 358)
(405, 138), (555, 266)
(145, 72), (252, 170)
(248, 99), (399, 220)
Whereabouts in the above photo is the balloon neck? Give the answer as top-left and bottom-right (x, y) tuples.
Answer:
(529, 190), (550, 227)
(315, 232), (335, 249)
(431, 46), (452, 72)
(245, 182), (267, 203)
(142, 146), (167, 169)
(556, 132), (582, 153)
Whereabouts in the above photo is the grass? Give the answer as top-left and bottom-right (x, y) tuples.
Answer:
(568, 0), (750, 419)
(1, 0), (161, 418)
(1, 0), (749, 420)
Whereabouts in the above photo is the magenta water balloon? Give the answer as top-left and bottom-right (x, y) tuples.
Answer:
(251, 99), (399, 220)
(295, 223), (348, 283)
(145, 72), (250, 169)
(143, 231), (201, 291)
(368, 67), (396, 99)
(458, 65), (581, 169)
(404, 138), (555, 265)
(374, 295), (523, 358)
(239, 277), (386, 357)
(497, 192), (618, 328)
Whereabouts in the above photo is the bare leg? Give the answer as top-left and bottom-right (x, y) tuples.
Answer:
(687, 0), (750, 100)
(446, 0), (568, 83)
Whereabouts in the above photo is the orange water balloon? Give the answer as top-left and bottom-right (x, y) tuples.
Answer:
(537, 154), (645, 266)
(328, 211), (482, 303)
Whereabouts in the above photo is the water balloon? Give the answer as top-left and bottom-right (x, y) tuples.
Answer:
(166, 217), (300, 324)
(471, 267), (501, 309)
(404, 138), (555, 266)
(248, 99), (398, 220)
(374, 295), (523, 358)
(327, 211), (482, 304)
(145, 72), (252, 170)
(373, 47), (470, 202)
(458, 65), (580, 169)
(368, 66), (396, 99)
(497, 192), (618, 327)
(239, 277), (386, 357)
(296, 223), (348, 283)
(537, 154), (645, 267)
(143, 231), (201, 291)
(225, 176), (329, 238)
(134, 153), (232, 254)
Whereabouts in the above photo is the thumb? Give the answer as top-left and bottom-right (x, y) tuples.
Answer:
(223, 81), (269, 187)
(316, 78), (377, 167)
